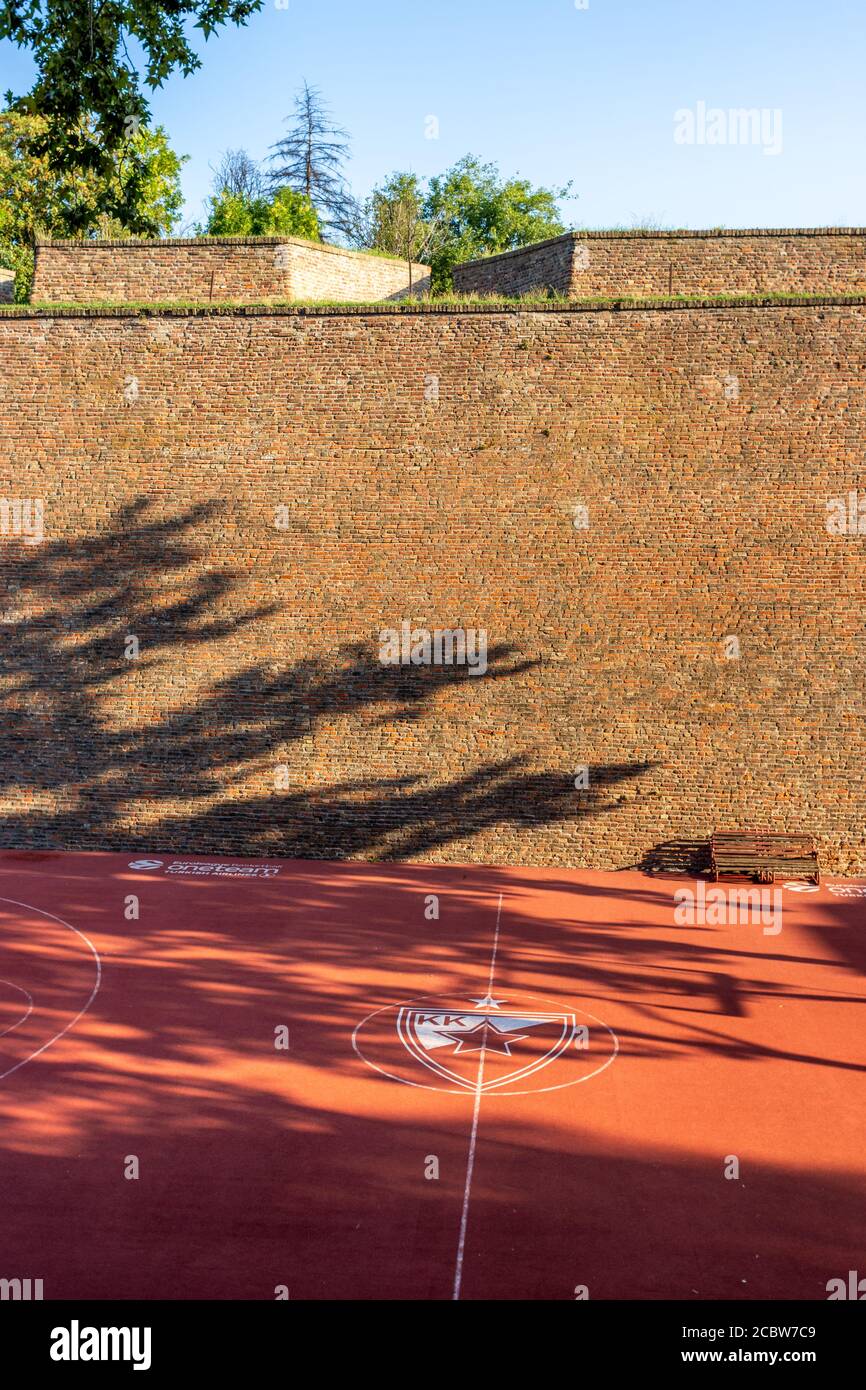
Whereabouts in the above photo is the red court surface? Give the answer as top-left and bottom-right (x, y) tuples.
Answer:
(0, 849), (863, 1301)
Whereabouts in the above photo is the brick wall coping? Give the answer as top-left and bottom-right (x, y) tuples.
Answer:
(33, 235), (428, 270)
(456, 227), (866, 268)
(2, 294), (865, 320)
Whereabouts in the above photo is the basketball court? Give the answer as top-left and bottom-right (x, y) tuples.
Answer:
(1, 849), (863, 1300)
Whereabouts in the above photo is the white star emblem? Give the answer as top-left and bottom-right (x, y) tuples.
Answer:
(469, 995), (506, 1009)
(442, 1018), (528, 1056)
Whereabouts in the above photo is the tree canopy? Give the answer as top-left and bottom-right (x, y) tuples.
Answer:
(199, 186), (321, 239)
(0, 0), (262, 229)
(364, 172), (431, 259)
(424, 156), (572, 291)
(360, 156), (572, 292)
(0, 111), (186, 299)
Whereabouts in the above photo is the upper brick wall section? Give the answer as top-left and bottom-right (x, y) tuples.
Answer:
(30, 236), (431, 305)
(453, 227), (866, 298)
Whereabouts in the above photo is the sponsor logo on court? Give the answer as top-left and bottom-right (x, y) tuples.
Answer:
(782, 881), (866, 897)
(164, 860), (281, 878)
(126, 859), (280, 878)
(353, 991), (617, 1095)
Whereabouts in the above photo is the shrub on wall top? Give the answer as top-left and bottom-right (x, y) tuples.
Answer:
(200, 187), (321, 240)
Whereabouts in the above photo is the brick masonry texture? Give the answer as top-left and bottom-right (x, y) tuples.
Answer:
(454, 228), (866, 299)
(30, 236), (431, 304)
(0, 302), (864, 872)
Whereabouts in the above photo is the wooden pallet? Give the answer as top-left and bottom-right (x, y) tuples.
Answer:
(710, 830), (820, 884)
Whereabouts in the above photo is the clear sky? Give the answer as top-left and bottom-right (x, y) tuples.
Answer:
(2, 0), (864, 232)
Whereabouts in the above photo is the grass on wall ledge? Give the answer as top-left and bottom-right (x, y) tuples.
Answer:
(2, 291), (865, 316)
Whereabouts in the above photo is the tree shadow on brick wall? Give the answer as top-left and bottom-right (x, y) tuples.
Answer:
(639, 838), (711, 876)
(0, 497), (653, 858)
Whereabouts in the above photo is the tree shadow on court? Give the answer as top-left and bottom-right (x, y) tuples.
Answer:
(0, 1052), (863, 1298)
(1, 843), (863, 1299)
(1, 846), (862, 1169)
(801, 891), (866, 980)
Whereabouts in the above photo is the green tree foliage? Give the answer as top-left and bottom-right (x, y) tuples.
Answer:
(424, 156), (572, 292)
(0, 0), (261, 230)
(0, 111), (186, 300)
(358, 171), (445, 290)
(199, 187), (321, 239)
(361, 156), (571, 293)
(365, 172), (431, 259)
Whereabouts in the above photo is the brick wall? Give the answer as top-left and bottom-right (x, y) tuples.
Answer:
(454, 228), (866, 298)
(454, 235), (575, 296)
(0, 300), (864, 871)
(30, 236), (430, 304)
(282, 239), (430, 300)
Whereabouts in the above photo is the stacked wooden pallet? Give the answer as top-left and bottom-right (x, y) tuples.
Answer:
(710, 830), (820, 884)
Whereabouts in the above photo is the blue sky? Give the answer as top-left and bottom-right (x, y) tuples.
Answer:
(2, 0), (864, 232)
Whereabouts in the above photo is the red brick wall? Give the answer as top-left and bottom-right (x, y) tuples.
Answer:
(453, 236), (575, 296)
(0, 300), (864, 871)
(454, 228), (866, 298)
(30, 237), (430, 304)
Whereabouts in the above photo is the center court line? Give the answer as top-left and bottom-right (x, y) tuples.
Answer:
(452, 891), (503, 1301)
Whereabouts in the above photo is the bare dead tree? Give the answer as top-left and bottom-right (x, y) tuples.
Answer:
(267, 81), (356, 239)
(210, 148), (265, 201)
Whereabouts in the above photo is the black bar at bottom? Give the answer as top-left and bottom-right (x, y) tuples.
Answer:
(0, 1298), (860, 1376)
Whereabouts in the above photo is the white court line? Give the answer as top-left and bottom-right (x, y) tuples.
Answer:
(0, 896), (102, 1083)
(0, 980), (34, 1038)
(452, 891), (503, 1301)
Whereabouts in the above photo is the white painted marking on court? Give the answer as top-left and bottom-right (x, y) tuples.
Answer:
(452, 892), (503, 1301)
(353, 994), (618, 1095)
(349, 895), (620, 1298)
(483, 893), (503, 1000)
(0, 896), (102, 1083)
(0, 980), (34, 1038)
